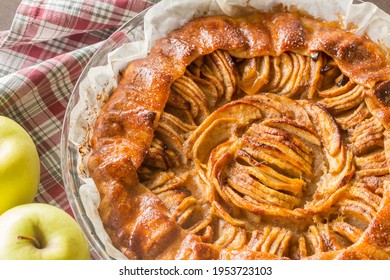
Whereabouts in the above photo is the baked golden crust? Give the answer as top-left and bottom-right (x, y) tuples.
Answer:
(88, 10), (390, 259)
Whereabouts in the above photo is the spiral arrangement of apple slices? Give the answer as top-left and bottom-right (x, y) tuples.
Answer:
(135, 48), (390, 259)
(89, 11), (390, 259)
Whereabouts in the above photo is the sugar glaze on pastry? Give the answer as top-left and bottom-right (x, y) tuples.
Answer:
(88, 9), (390, 259)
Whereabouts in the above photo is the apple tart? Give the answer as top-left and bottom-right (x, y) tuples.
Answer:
(88, 9), (390, 259)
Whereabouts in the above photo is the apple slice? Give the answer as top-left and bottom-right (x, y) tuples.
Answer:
(241, 133), (312, 179)
(204, 50), (237, 101)
(299, 100), (341, 156)
(334, 101), (370, 130)
(246, 124), (313, 176)
(263, 56), (282, 91)
(237, 56), (270, 95)
(184, 100), (262, 157)
(318, 75), (355, 98)
(211, 201), (246, 227)
(319, 84), (365, 113)
(271, 52), (293, 92)
(279, 52), (307, 98)
(348, 116), (384, 156)
(263, 118), (321, 146)
(305, 148), (355, 213)
(171, 75), (210, 123)
(222, 186), (307, 218)
(187, 73), (220, 108)
(236, 150), (306, 197)
(227, 166), (301, 209)
(331, 222), (364, 244)
(306, 52), (324, 99)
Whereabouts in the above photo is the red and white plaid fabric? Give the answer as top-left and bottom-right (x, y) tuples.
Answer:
(0, 0), (157, 216)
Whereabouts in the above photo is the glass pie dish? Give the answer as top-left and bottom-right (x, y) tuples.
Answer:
(61, 0), (390, 260)
(61, 9), (149, 260)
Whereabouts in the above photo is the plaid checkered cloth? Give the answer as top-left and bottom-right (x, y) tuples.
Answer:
(0, 0), (157, 215)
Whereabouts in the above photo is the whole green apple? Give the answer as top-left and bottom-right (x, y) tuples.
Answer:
(0, 116), (40, 214)
(0, 203), (91, 260)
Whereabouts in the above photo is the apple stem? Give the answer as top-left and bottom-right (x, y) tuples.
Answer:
(17, 235), (42, 249)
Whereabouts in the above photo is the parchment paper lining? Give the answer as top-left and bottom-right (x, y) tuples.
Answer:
(67, 0), (390, 259)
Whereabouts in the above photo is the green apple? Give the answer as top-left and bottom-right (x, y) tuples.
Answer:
(0, 116), (40, 214)
(0, 203), (91, 260)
